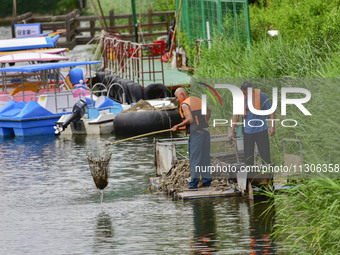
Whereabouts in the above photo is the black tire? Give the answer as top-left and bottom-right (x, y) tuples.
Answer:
(94, 71), (106, 84)
(132, 83), (143, 102)
(113, 75), (121, 84)
(113, 109), (182, 136)
(119, 79), (133, 104)
(144, 83), (170, 100)
(107, 83), (125, 104)
(102, 74), (116, 87)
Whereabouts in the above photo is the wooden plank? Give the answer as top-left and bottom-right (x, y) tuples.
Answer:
(177, 188), (241, 200)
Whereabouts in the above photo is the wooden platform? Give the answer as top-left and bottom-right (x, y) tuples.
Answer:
(176, 187), (241, 200)
(150, 177), (292, 200)
(150, 177), (241, 200)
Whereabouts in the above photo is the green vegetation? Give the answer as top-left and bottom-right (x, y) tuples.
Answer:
(0, 0), (79, 17)
(189, 1), (340, 253)
(83, 0), (174, 15)
(250, 0), (340, 50)
(263, 177), (340, 254)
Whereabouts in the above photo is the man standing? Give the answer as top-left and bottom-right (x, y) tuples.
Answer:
(228, 81), (275, 166)
(172, 88), (212, 189)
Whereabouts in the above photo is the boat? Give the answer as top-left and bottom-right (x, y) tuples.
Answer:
(0, 36), (59, 52)
(0, 52), (69, 65)
(55, 97), (180, 136)
(0, 48), (69, 56)
(0, 52), (71, 107)
(55, 71), (182, 136)
(0, 61), (101, 137)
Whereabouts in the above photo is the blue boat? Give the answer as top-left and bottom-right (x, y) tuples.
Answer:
(0, 100), (62, 136)
(0, 61), (101, 137)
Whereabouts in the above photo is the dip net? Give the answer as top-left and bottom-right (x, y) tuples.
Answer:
(87, 150), (112, 190)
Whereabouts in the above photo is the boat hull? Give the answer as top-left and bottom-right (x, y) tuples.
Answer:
(0, 116), (62, 136)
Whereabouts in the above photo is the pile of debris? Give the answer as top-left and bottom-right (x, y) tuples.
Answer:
(158, 158), (234, 194)
(124, 100), (177, 112)
(125, 100), (155, 111)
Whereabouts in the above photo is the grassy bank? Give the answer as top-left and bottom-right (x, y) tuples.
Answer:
(264, 177), (340, 254)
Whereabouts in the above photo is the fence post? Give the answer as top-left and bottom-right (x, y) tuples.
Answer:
(65, 13), (71, 45)
(11, 17), (17, 38)
(128, 16), (133, 35)
(109, 9), (115, 28)
(90, 20), (95, 38)
(148, 7), (153, 35)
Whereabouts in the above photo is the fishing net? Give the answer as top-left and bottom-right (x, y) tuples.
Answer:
(87, 150), (112, 190)
(158, 158), (233, 194)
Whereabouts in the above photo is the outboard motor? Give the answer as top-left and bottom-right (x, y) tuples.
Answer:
(55, 99), (87, 135)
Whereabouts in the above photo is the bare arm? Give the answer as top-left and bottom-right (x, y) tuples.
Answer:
(172, 106), (192, 131)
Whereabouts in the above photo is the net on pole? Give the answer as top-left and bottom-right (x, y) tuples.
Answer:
(87, 150), (112, 190)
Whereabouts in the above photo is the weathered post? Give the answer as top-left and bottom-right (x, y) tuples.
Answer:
(109, 9), (115, 28)
(148, 7), (153, 35)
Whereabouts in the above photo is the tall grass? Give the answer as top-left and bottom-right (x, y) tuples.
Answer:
(266, 177), (340, 254)
(194, 37), (335, 78)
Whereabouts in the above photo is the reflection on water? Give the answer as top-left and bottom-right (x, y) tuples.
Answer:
(94, 211), (115, 253)
(190, 199), (216, 254)
(187, 197), (277, 255)
(0, 135), (284, 254)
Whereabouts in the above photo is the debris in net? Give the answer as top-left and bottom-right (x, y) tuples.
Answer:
(158, 158), (233, 194)
(87, 150), (112, 190)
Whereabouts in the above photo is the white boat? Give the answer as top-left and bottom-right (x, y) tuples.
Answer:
(0, 48), (68, 56)
(0, 52), (68, 65)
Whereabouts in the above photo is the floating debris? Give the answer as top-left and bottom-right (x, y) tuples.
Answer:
(157, 158), (233, 195)
(87, 150), (112, 190)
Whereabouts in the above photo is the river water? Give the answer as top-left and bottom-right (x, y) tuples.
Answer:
(0, 26), (287, 254)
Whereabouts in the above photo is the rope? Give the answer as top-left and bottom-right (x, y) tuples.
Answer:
(105, 128), (172, 146)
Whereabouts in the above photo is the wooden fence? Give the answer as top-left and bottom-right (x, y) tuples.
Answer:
(11, 9), (175, 49)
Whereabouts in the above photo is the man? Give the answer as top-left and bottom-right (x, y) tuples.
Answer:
(172, 88), (212, 189)
(228, 81), (275, 166)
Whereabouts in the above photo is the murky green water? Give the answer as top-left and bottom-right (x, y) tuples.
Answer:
(0, 135), (287, 254)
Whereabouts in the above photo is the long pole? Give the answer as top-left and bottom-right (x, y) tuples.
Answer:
(105, 129), (172, 146)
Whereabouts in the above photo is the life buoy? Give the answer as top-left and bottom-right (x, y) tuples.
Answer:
(113, 109), (182, 136)
(144, 83), (171, 100)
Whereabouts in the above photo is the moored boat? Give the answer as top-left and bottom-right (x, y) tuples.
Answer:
(0, 61), (101, 137)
